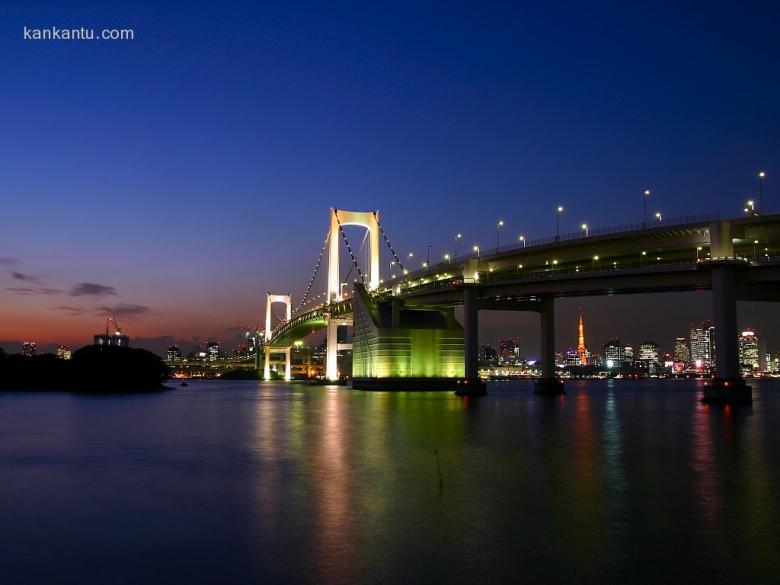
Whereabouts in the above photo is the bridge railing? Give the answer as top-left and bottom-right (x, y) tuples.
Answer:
(407, 212), (721, 279)
(398, 258), (706, 296)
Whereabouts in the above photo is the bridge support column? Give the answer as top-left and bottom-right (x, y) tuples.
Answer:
(263, 347), (271, 380)
(704, 265), (751, 403)
(535, 295), (564, 395)
(456, 285), (486, 395)
(326, 318), (339, 381)
(284, 347), (292, 381)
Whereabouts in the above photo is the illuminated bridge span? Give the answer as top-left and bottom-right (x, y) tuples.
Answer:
(264, 209), (780, 402)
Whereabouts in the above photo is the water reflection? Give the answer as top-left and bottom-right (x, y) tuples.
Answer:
(2, 380), (779, 585)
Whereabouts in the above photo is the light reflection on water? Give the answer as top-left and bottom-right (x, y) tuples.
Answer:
(1, 379), (779, 584)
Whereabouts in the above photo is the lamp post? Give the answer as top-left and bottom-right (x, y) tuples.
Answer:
(643, 189), (651, 228)
(444, 253), (451, 264)
(758, 171), (766, 211)
(754, 240), (759, 261)
(496, 220), (504, 252)
(455, 233), (462, 257)
(518, 234), (526, 248)
(696, 246), (702, 261)
(655, 211), (662, 224)
(473, 245), (480, 259)
(555, 205), (564, 241)
(426, 244), (432, 269)
(581, 223), (589, 237)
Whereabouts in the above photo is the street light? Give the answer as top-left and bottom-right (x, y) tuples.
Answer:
(496, 220), (504, 252)
(696, 246), (703, 261)
(754, 240), (759, 261)
(473, 245), (480, 258)
(455, 233), (462, 257)
(518, 234), (526, 248)
(555, 205), (564, 241)
(444, 253), (451, 263)
(581, 223), (589, 237)
(643, 189), (651, 228)
(758, 171), (766, 211)
(655, 211), (662, 223)
(426, 244), (433, 269)
(745, 199), (757, 217)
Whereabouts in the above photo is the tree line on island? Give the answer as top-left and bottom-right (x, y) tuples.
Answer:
(0, 345), (170, 392)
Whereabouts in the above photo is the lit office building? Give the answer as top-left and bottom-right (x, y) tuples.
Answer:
(738, 329), (760, 374)
(674, 337), (690, 364)
(638, 341), (661, 374)
(21, 342), (37, 357)
(57, 345), (71, 360)
(207, 341), (220, 362)
(166, 345), (182, 363)
(603, 339), (624, 368)
(690, 321), (715, 369)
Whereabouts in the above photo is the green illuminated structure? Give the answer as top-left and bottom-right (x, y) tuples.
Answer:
(352, 284), (464, 384)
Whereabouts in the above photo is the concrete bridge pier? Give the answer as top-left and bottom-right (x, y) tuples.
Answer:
(535, 295), (565, 395)
(704, 265), (751, 403)
(326, 318), (339, 381)
(456, 285), (487, 395)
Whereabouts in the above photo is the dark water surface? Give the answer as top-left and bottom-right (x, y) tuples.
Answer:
(1, 379), (779, 585)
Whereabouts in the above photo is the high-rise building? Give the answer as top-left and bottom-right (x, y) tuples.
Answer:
(623, 344), (634, 365)
(166, 345), (182, 362)
(57, 345), (71, 360)
(690, 321), (715, 369)
(603, 338), (624, 368)
(207, 341), (220, 362)
(638, 341), (661, 374)
(577, 307), (588, 365)
(638, 342), (660, 364)
(498, 338), (521, 364)
(738, 328), (760, 374)
(565, 348), (580, 366)
(673, 337), (690, 364)
(21, 341), (37, 357)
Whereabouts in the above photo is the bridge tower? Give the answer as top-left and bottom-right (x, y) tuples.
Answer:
(264, 293), (292, 381)
(326, 209), (380, 380)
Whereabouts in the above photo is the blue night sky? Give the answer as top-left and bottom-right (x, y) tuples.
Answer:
(1, 1), (779, 357)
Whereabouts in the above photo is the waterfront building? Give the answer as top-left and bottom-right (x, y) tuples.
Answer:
(207, 341), (220, 362)
(57, 345), (71, 360)
(603, 338), (624, 368)
(166, 345), (182, 363)
(623, 344), (634, 365)
(498, 338), (521, 364)
(689, 321), (715, 369)
(738, 328), (760, 374)
(673, 337), (690, 364)
(637, 341), (661, 374)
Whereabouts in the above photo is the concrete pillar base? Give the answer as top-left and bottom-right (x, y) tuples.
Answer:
(702, 378), (752, 404)
(454, 378), (487, 396)
(534, 377), (565, 395)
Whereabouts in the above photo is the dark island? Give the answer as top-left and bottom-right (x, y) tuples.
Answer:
(0, 345), (171, 392)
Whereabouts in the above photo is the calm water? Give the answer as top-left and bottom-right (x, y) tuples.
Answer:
(1, 380), (779, 585)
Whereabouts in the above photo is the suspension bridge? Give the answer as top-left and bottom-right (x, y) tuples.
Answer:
(263, 208), (780, 403)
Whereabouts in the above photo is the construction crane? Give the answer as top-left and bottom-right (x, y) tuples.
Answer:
(106, 315), (122, 336)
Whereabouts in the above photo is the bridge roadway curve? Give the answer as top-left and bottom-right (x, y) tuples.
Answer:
(267, 213), (780, 348)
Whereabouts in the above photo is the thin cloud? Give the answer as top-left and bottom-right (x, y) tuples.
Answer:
(98, 303), (150, 319)
(10, 271), (45, 284)
(51, 305), (86, 316)
(5, 287), (63, 296)
(71, 282), (117, 297)
(0, 257), (18, 266)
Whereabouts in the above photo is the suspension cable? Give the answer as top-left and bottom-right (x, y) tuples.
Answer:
(333, 210), (366, 286)
(344, 228), (370, 284)
(373, 211), (406, 273)
(292, 229), (330, 315)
